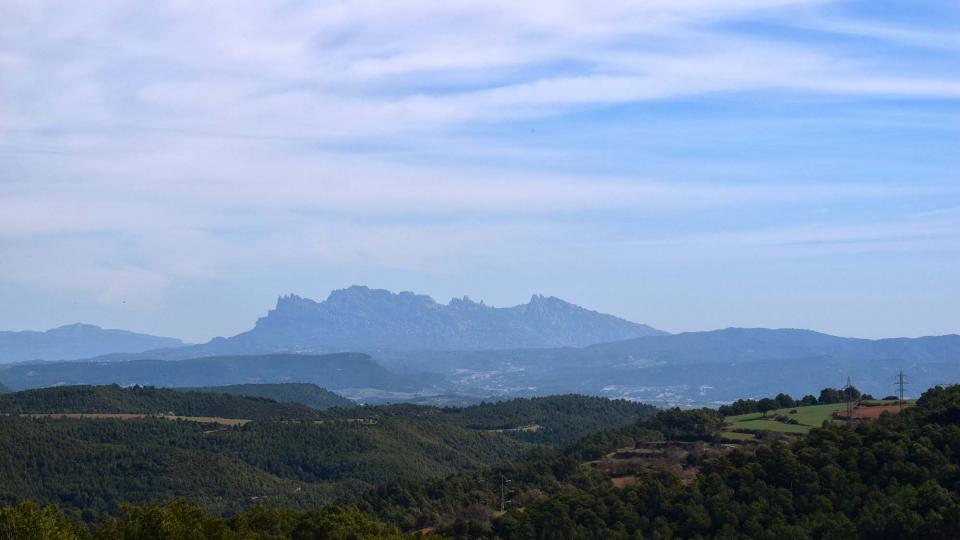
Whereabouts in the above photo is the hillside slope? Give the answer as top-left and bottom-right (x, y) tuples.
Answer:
(179, 383), (355, 410)
(0, 414), (528, 516)
(386, 328), (960, 405)
(0, 353), (413, 393)
(0, 384), (322, 420)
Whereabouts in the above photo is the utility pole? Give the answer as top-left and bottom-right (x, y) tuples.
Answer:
(844, 376), (855, 426)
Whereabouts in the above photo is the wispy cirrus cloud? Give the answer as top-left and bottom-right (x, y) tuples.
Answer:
(0, 0), (958, 340)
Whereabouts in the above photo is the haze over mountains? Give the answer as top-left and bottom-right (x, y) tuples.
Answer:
(43, 286), (663, 362)
(388, 328), (960, 405)
(0, 323), (184, 364)
(0, 286), (956, 406)
(180, 286), (665, 357)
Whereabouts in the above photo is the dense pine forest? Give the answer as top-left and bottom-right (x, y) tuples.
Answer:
(0, 387), (655, 520)
(0, 384), (324, 420)
(1, 384), (959, 538)
(177, 383), (356, 410)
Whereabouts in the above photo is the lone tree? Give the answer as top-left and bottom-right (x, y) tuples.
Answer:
(757, 398), (778, 417)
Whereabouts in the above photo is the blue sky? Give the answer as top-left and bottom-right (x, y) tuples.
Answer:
(1, 0), (958, 342)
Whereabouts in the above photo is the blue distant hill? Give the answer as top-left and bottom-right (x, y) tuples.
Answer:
(0, 323), (184, 364)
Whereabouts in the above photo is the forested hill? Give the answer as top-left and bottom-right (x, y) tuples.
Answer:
(0, 392), (655, 518)
(178, 383), (355, 410)
(7, 385), (960, 538)
(317, 394), (658, 446)
(442, 394), (657, 445)
(0, 352), (413, 392)
(0, 385), (323, 420)
(353, 385), (960, 538)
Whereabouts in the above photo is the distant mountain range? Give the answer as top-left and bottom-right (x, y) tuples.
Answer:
(0, 323), (184, 364)
(384, 328), (960, 405)
(2, 328), (956, 407)
(0, 287), (955, 406)
(44, 286), (663, 362)
(194, 286), (664, 355)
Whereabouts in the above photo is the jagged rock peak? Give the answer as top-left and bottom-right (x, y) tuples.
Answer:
(325, 286), (436, 306)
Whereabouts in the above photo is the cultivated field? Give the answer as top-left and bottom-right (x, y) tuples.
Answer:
(723, 399), (915, 440)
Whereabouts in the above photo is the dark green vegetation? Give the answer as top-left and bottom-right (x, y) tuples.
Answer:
(356, 386), (960, 538)
(718, 386), (863, 417)
(320, 394), (656, 446)
(0, 409), (528, 517)
(489, 395), (960, 539)
(0, 385), (322, 420)
(0, 501), (414, 539)
(438, 394), (656, 445)
(10, 384), (960, 538)
(4, 383), (960, 538)
(0, 352), (416, 392)
(0, 388), (653, 522)
(177, 383), (355, 410)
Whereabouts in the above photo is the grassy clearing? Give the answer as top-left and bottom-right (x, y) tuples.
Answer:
(724, 399), (918, 437)
(724, 403), (846, 435)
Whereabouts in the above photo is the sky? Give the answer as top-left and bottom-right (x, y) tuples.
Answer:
(1, 0), (958, 343)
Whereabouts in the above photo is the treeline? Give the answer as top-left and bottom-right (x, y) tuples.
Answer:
(0, 393), (653, 517)
(490, 385), (960, 539)
(0, 384), (323, 420)
(5, 386), (959, 538)
(442, 394), (657, 445)
(177, 383), (355, 410)
(718, 385), (873, 416)
(9, 384), (955, 539)
(318, 394), (657, 446)
(0, 500), (414, 539)
(0, 413), (529, 517)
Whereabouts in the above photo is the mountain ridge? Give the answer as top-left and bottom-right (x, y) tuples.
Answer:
(239, 286), (666, 351)
(69, 286), (664, 361)
(0, 323), (184, 364)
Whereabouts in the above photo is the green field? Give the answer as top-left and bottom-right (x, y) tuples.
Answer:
(723, 399), (917, 439)
(723, 403), (847, 436)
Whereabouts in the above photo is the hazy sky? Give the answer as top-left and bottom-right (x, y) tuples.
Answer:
(1, 0), (958, 342)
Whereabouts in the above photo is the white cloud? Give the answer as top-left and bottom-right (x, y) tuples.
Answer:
(0, 0), (958, 338)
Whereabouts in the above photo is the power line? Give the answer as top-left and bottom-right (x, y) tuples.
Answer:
(896, 371), (907, 412)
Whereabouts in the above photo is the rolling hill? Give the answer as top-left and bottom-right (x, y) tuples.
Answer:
(382, 328), (960, 405)
(0, 353), (416, 393)
(179, 383), (355, 410)
(0, 391), (651, 516)
(0, 323), (184, 364)
(0, 384), (323, 420)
